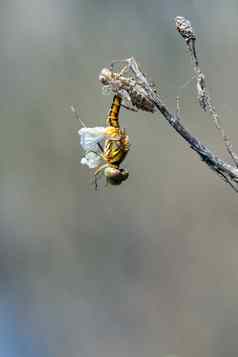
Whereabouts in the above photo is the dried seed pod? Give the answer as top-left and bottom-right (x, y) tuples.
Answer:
(175, 16), (196, 42)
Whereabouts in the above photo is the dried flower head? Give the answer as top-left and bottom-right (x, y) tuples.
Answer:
(175, 16), (196, 42)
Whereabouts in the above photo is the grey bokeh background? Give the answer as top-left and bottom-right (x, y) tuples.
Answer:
(1, 0), (238, 356)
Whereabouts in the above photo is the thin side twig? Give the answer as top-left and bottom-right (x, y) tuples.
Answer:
(175, 16), (238, 168)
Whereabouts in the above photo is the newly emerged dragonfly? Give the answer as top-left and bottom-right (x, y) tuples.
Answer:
(72, 95), (129, 189)
(99, 57), (158, 113)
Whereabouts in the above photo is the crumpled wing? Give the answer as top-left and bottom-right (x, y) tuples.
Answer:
(80, 151), (102, 169)
(78, 127), (106, 151)
(78, 127), (107, 169)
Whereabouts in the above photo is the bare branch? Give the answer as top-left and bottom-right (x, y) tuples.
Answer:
(126, 56), (238, 192)
(175, 16), (238, 168)
(99, 55), (238, 193)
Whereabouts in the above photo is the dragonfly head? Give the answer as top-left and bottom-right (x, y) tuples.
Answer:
(104, 166), (129, 185)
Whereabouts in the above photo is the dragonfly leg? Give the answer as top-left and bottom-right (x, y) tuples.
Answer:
(121, 103), (138, 112)
(94, 163), (108, 177)
(110, 58), (134, 72)
(92, 163), (109, 190)
(115, 90), (137, 112)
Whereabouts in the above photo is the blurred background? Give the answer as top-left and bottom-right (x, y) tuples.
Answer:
(1, 0), (238, 356)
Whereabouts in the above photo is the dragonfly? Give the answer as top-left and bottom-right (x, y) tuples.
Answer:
(99, 57), (158, 113)
(72, 95), (129, 189)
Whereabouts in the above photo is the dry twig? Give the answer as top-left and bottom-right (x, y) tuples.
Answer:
(100, 17), (238, 193)
(175, 16), (238, 168)
(128, 54), (238, 192)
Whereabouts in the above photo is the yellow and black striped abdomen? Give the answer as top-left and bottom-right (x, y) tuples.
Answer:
(103, 127), (129, 167)
(106, 95), (122, 128)
(103, 139), (128, 167)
